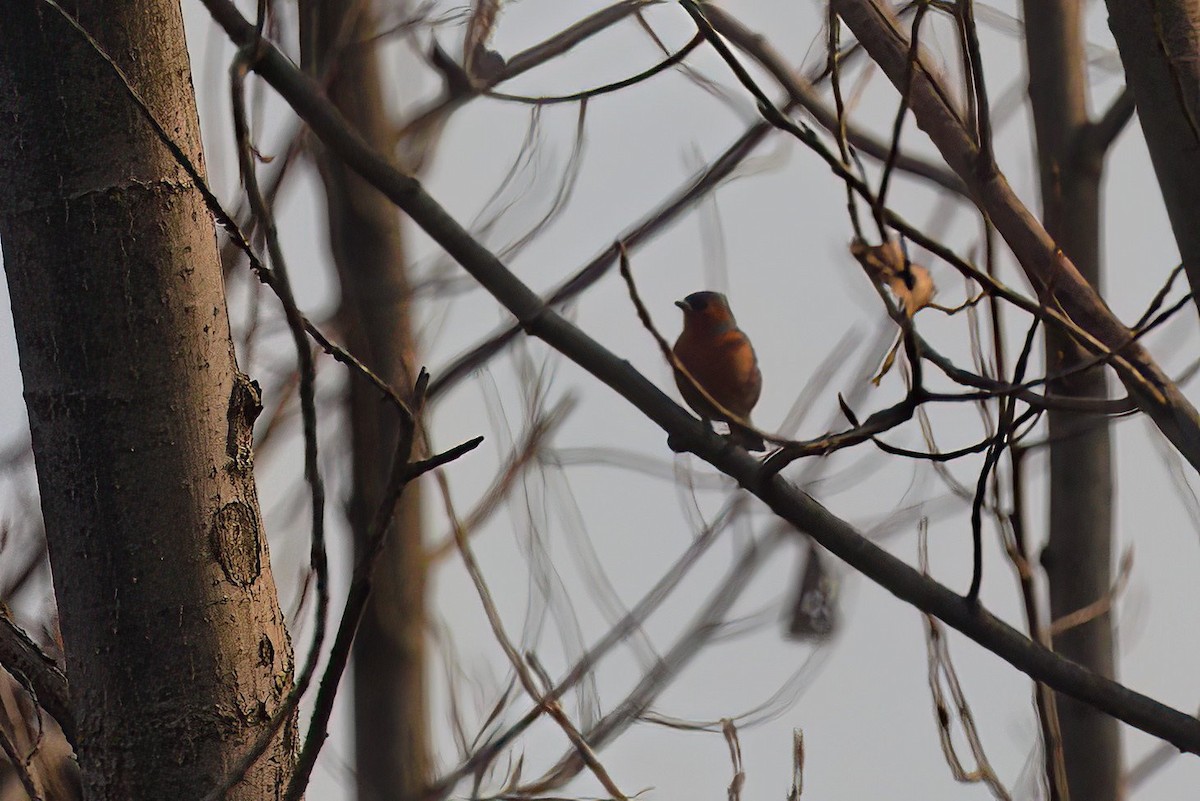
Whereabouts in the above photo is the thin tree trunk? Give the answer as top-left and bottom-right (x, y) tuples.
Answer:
(1022, 3), (1120, 800)
(297, 5), (430, 800)
(1105, 0), (1200, 317)
(0, 2), (296, 798)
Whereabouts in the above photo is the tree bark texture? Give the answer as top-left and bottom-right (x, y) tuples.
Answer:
(1105, 0), (1200, 317)
(297, 4), (430, 800)
(0, 2), (296, 798)
(1023, 3), (1120, 801)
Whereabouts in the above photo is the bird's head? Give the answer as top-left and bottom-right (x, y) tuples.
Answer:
(676, 291), (736, 331)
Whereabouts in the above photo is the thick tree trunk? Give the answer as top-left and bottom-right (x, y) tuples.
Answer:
(1022, 3), (1119, 800)
(0, 2), (296, 798)
(297, 5), (430, 800)
(1105, 0), (1200, 317)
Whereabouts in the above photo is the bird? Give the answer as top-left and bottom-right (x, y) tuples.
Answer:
(672, 291), (765, 451)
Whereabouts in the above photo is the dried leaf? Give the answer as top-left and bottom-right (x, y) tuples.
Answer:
(464, 0), (503, 81)
(871, 334), (902, 386)
(850, 239), (936, 316)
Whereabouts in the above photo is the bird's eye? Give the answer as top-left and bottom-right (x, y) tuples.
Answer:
(692, 298), (708, 312)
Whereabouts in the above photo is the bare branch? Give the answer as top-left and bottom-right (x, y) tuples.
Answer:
(429, 111), (779, 400)
(1082, 86), (1136, 158)
(487, 33), (703, 105)
(1104, 0), (1200, 316)
(701, 5), (967, 196)
(284, 419), (482, 800)
(439, 465), (630, 800)
(920, 524), (1013, 801)
(831, 0), (1200, 470)
(197, 0), (1200, 756)
(0, 617), (71, 748)
(428, 497), (741, 797)
(0, 720), (42, 801)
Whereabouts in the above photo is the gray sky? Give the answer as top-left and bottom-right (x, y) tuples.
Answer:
(4, 0), (1199, 798)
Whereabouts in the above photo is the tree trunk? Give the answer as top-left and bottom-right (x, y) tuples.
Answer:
(1105, 0), (1200, 317)
(0, 2), (296, 798)
(1022, 3), (1120, 800)
(297, 5), (430, 800)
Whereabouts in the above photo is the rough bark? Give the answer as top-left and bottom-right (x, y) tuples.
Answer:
(1023, 3), (1120, 800)
(0, 2), (296, 798)
(297, 4), (430, 800)
(1105, 0), (1200, 317)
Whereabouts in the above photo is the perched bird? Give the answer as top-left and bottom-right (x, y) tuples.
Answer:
(672, 291), (765, 451)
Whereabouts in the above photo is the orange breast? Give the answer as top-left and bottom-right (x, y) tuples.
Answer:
(673, 328), (762, 421)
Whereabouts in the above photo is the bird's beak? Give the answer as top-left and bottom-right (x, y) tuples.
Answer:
(674, 300), (690, 311)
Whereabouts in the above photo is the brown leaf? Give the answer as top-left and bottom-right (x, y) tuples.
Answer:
(850, 239), (936, 316)
(464, 0), (502, 80)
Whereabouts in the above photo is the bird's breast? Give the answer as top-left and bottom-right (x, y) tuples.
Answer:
(672, 328), (761, 419)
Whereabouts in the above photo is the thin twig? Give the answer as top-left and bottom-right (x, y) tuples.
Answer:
(438, 468), (630, 800)
(284, 384), (481, 799)
(396, 0), (657, 151)
(1082, 87), (1136, 159)
(0, 722), (42, 801)
(873, 0), (929, 238)
(425, 499), (742, 799)
(832, 0), (1200, 469)
(721, 719), (745, 801)
(38, 0), (413, 416)
(957, 0), (995, 163)
(0, 616), (70, 748)
(827, 8), (867, 240)
(425, 399), (574, 562)
(705, 4), (965, 196)
(968, 313), (1038, 604)
(197, 0), (1200, 757)
(1048, 548), (1134, 637)
(487, 33), (702, 105)
(920, 522), (1013, 801)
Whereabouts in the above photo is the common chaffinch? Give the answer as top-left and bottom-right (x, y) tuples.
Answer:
(672, 291), (765, 451)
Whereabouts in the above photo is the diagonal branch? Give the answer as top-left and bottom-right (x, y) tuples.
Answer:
(831, 0), (1200, 472)
(0, 615), (72, 747)
(700, 5), (966, 196)
(1082, 86), (1136, 159)
(1104, 0), (1200, 318)
(198, 0), (1200, 757)
(427, 112), (778, 399)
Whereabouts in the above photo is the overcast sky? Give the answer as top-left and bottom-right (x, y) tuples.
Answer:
(4, 0), (1199, 798)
